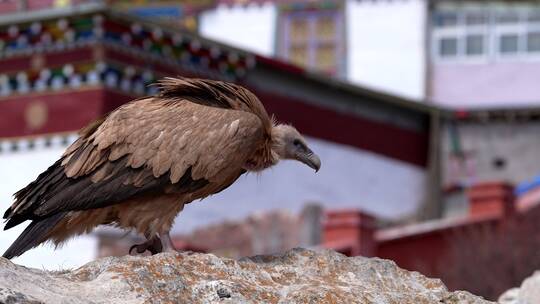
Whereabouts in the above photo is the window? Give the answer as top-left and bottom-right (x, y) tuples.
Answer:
(528, 10), (540, 22)
(432, 6), (540, 62)
(528, 9), (540, 53)
(466, 34), (484, 55)
(528, 32), (540, 52)
(433, 9), (489, 60)
(440, 38), (458, 56)
(465, 11), (488, 25)
(277, 3), (345, 76)
(499, 34), (519, 54)
(434, 11), (458, 27)
(493, 9), (525, 58)
(496, 11), (520, 24)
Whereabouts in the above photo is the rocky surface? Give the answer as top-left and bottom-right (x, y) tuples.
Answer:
(0, 248), (492, 304)
(499, 271), (540, 304)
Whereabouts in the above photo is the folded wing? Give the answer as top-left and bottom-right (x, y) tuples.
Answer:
(4, 96), (264, 229)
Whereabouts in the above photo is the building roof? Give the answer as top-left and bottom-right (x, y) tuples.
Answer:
(0, 4), (436, 166)
(0, 3), (435, 112)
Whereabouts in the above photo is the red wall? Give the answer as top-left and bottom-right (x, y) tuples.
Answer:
(254, 89), (429, 167)
(1, 48), (93, 74)
(377, 233), (448, 276)
(0, 85), (428, 167)
(0, 88), (105, 138)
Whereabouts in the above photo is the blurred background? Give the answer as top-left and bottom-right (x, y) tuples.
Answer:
(1, 0), (540, 300)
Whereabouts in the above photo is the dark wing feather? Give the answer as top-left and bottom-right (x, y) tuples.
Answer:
(4, 155), (208, 230)
(3, 212), (66, 259)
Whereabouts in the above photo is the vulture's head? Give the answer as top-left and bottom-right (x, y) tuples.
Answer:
(271, 124), (321, 172)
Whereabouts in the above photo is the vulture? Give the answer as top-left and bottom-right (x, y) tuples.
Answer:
(2, 77), (321, 259)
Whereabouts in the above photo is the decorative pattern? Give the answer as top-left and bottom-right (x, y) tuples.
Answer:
(0, 15), (96, 55)
(279, 0), (341, 11)
(0, 133), (78, 154)
(0, 60), (163, 96)
(24, 100), (49, 130)
(0, 1), (215, 32)
(0, 11), (256, 82)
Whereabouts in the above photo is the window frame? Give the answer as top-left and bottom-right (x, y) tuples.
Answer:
(432, 8), (490, 64)
(527, 29), (540, 54)
(277, 5), (346, 76)
(432, 5), (540, 64)
(493, 9), (528, 61)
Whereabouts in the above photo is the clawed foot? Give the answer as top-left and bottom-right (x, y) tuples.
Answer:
(129, 236), (163, 255)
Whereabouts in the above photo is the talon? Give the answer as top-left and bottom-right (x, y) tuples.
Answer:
(128, 236), (163, 255)
(148, 238), (163, 255)
(129, 244), (139, 255)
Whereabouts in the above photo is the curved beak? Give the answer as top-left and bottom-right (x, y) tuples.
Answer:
(297, 149), (321, 172)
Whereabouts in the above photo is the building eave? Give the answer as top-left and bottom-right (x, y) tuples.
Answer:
(0, 2), (106, 26)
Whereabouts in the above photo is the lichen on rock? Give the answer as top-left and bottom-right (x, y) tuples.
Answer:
(0, 248), (492, 304)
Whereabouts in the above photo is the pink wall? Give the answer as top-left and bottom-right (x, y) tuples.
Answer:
(432, 62), (540, 108)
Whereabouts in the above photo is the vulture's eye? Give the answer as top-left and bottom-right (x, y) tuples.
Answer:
(293, 139), (303, 148)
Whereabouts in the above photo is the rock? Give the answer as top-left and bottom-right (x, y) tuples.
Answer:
(498, 271), (540, 304)
(498, 288), (519, 304)
(0, 248), (492, 304)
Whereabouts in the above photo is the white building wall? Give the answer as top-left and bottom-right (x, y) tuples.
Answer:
(199, 3), (277, 56)
(199, 1), (427, 100)
(345, 0), (426, 100)
(0, 139), (97, 270)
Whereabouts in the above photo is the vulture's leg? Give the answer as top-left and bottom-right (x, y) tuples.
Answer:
(129, 234), (163, 255)
(160, 231), (177, 253)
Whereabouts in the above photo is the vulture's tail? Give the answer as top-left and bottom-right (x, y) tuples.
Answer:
(3, 213), (65, 259)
